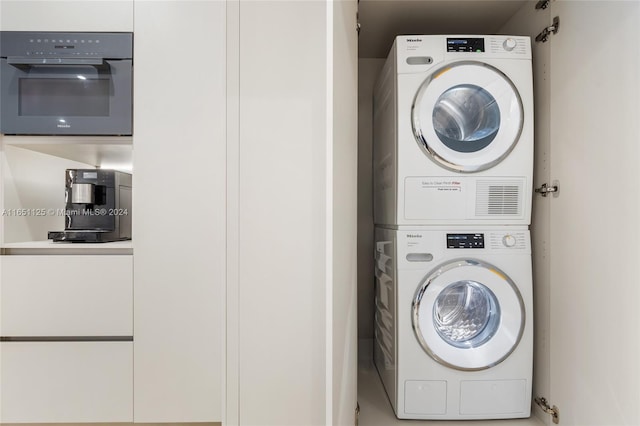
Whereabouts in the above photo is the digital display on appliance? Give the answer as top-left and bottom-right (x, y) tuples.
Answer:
(83, 172), (98, 179)
(447, 38), (485, 52)
(447, 233), (485, 249)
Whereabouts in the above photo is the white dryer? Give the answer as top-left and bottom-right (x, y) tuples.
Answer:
(373, 226), (533, 420)
(373, 35), (533, 226)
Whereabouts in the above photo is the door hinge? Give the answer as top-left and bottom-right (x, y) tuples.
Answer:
(536, 16), (560, 43)
(534, 396), (560, 424)
(535, 0), (550, 10)
(534, 181), (559, 197)
(355, 402), (360, 426)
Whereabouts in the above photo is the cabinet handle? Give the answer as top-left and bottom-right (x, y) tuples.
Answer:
(0, 336), (133, 342)
(7, 56), (106, 67)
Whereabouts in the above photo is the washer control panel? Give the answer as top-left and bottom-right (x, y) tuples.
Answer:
(445, 231), (528, 250)
(398, 229), (531, 268)
(446, 233), (485, 249)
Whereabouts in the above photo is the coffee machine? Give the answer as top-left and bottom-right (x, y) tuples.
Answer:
(48, 169), (132, 243)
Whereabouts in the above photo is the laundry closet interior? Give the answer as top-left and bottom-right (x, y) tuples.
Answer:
(0, 1), (638, 425)
(356, 1), (639, 426)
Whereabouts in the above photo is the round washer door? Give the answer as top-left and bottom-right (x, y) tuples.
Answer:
(412, 61), (524, 173)
(412, 259), (525, 371)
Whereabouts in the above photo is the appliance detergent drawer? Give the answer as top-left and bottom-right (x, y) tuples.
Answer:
(0, 341), (133, 423)
(0, 255), (133, 336)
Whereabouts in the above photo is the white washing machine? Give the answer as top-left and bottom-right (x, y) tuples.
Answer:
(373, 226), (533, 420)
(373, 35), (533, 226)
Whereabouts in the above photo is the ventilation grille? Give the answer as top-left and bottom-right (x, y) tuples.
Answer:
(475, 180), (523, 216)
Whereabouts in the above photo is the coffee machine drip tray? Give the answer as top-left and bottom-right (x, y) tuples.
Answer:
(48, 230), (130, 243)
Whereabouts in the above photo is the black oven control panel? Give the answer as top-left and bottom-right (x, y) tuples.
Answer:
(0, 31), (132, 59)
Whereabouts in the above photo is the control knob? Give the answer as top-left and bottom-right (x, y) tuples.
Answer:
(502, 234), (517, 248)
(503, 38), (517, 52)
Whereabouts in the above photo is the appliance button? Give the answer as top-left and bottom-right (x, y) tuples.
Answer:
(502, 234), (517, 248)
(503, 38), (517, 51)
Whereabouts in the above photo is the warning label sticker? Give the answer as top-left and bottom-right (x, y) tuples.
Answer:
(416, 179), (462, 192)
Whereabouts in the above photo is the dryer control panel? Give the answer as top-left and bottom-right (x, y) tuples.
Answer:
(446, 37), (485, 52)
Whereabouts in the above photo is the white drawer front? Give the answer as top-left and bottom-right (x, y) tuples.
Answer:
(1, 255), (133, 336)
(0, 341), (133, 423)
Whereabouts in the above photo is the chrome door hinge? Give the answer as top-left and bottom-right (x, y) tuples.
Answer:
(534, 396), (560, 424)
(535, 0), (550, 10)
(536, 16), (560, 43)
(535, 181), (559, 197)
(355, 402), (360, 426)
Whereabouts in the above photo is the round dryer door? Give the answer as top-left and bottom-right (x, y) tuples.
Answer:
(412, 61), (524, 172)
(412, 259), (525, 371)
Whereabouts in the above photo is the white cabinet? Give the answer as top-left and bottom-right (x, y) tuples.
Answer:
(1, 255), (133, 336)
(0, 255), (134, 423)
(0, 0), (225, 422)
(132, 1), (225, 422)
(545, 2), (640, 425)
(228, 1), (358, 424)
(1, 341), (133, 423)
(234, 2), (330, 422)
(0, 0), (133, 32)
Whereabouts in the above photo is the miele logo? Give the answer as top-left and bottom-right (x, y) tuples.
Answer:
(406, 38), (423, 42)
(57, 124), (71, 128)
(406, 234), (423, 238)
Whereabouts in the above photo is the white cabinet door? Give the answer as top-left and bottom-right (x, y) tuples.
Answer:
(548, 2), (640, 425)
(132, 1), (225, 422)
(331, 1), (359, 425)
(1, 255), (133, 336)
(499, 5), (552, 423)
(0, 254), (134, 423)
(233, 1), (358, 425)
(0, 0), (133, 31)
(0, 341), (133, 423)
(235, 2), (329, 424)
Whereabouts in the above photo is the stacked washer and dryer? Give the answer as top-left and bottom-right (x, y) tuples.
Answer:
(372, 35), (534, 420)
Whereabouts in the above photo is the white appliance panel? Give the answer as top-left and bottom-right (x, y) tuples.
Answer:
(373, 226), (533, 420)
(373, 35), (534, 226)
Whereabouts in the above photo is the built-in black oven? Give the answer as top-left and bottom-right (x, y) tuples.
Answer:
(0, 31), (133, 135)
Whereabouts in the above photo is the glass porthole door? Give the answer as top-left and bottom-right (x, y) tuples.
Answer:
(412, 259), (525, 371)
(412, 61), (524, 172)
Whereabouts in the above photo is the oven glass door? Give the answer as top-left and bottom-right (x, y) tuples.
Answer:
(0, 59), (132, 135)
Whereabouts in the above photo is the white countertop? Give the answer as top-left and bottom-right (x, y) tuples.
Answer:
(1, 240), (133, 255)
